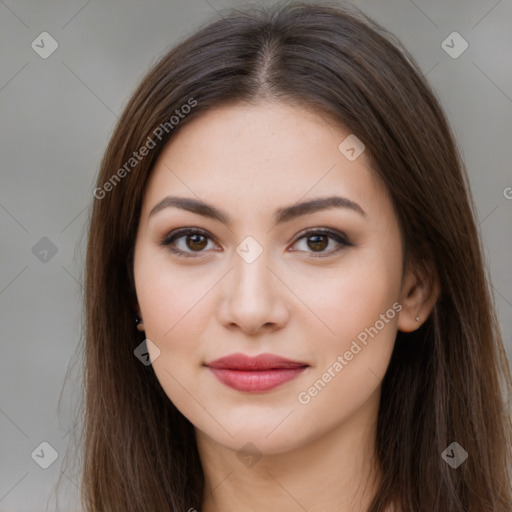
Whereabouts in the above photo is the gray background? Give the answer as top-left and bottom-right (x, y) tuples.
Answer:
(1, 0), (511, 510)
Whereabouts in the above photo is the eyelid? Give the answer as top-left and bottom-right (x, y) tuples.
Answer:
(289, 228), (352, 258)
(159, 226), (352, 258)
(159, 227), (219, 258)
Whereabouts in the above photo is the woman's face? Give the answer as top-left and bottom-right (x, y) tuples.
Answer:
(133, 100), (408, 455)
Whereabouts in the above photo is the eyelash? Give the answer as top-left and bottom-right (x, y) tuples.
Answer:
(159, 227), (352, 259)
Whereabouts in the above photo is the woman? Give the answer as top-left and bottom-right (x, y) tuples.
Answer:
(79, 2), (512, 510)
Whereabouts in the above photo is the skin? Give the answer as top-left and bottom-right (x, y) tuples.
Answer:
(133, 100), (438, 512)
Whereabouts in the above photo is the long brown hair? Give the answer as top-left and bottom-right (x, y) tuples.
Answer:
(72, 1), (512, 510)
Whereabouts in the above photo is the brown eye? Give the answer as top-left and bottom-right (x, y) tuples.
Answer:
(186, 234), (208, 251)
(161, 227), (351, 259)
(161, 228), (216, 258)
(306, 234), (329, 252)
(291, 229), (352, 257)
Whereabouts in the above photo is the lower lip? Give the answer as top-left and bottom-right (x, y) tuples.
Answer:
(207, 367), (308, 392)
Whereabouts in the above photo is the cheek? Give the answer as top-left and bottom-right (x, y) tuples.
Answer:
(134, 254), (214, 419)
(295, 270), (400, 420)
(135, 250), (215, 343)
(291, 247), (401, 405)
(293, 251), (401, 346)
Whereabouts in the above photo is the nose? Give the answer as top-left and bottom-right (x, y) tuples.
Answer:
(217, 248), (290, 335)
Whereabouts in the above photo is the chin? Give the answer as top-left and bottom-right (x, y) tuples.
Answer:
(197, 417), (311, 457)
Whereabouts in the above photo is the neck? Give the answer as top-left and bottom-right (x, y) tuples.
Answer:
(198, 388), (383, 512)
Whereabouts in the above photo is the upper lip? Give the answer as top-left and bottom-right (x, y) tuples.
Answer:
(205, 352), (309, 370)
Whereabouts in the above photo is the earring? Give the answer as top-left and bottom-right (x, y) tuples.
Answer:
(415, 316), (420, 322)
(135, 314), (145, 332)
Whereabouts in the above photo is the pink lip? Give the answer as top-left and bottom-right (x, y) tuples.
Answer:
(204, 353), (309, 392)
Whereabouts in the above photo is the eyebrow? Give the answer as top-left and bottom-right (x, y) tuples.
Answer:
(148, 195), (366, 226)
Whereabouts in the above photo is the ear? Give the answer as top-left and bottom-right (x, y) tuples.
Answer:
(133, 302), (145, 332)
(397, 262), (440, 333)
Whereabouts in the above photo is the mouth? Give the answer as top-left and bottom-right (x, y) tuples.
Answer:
(204, 352), (309, 392)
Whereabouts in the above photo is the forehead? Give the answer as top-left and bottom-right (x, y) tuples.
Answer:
(141, 101), (390, 222)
